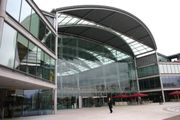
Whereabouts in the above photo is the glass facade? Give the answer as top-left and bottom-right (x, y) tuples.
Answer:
(0, 22), (55, 83)
(161, 76), (180, 88)
(1, 0), (180, 116)
(6, 0), (56, 53)
(159, 63), (180, 74)
(57, 13), (154, 56)
(137, 65), (159, 78)
(0, 23), (17, 68)
(139, 77), (161, 90)
(160, 63), (180, 89)
(0, 88), (53, 118)
(6, 0), (21, 21)
(57, 36), (137, 109)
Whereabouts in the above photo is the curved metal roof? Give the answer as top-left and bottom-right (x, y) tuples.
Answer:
(53, 5), (157, 56)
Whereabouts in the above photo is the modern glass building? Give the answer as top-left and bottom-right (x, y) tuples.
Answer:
(0, 0), (180, 118)
(0, 0), (56, 118)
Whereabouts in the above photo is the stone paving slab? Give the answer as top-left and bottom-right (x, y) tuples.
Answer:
(5, 102), (180, 120)
(164, 115), (180, 120)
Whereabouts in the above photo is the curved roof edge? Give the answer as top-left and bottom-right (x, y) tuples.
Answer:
(52, 5), (157, 52)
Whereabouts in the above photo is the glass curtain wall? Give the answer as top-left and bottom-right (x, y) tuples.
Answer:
(159, 63), (180, 74)
(6, 0), (56, 53)
(139, 77), (161, 90)
(0, 22), (55, 83)
(0, 23), (55, 118)
(137, 65), (159, 78)
(0, 23), (17, 68)
(159, 63), (180, 88)
(161, 76), (180, 88)
(0, 88), (53, 118)
(57, 35), (137, 109)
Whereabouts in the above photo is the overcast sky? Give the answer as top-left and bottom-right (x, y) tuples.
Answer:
(34, 0), (180, 56)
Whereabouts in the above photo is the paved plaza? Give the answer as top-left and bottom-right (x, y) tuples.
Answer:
(6, 102), (180, 120)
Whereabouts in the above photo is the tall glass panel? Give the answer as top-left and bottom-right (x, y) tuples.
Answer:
(30, 10), (39, 38)
(45, 32), (56, 52)
(159, 64), (164, 73)
(175, 64), (180, 73)
(19, 0), (32, 30)
(27, 42), (37, 76)
(167, 64), (172, 73)
(163, 64), (168, 73)
(0, 23), (17, 68)
(49, 58), (55, 83)
(23, 89), (53, 116)
(51, 34), (56, 52)
(37, 48), (44, 78)
(6, 0), (22, 21)
(15, 33), (29, 72)
(38, 19), (46, 41)
(42, 53), (50, 80)
(39, 89), (53, 110)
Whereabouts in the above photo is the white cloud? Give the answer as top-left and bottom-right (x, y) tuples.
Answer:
(34, 0), (180, 56)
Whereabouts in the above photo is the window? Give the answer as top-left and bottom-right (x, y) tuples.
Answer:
(137, 65), (158, 78)
(30, 11), (40, 38)
(43, 53), (50, 80)
(27, 41), (37, 76)
(6, 0), (56, 53)
(6, 0), (22, 21)
(15, 33), (29, 72)
(0, 23), (17, 68)
(139, 77), (161, 90)
(38, 19), (46, 41)
(19, 0), (32, 30)
(37, 48), (44, 78)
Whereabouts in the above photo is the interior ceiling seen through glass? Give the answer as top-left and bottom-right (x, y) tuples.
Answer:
(58, 36), (131, 76)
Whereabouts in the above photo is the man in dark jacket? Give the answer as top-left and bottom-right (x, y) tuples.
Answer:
(108, 97), (113, 113)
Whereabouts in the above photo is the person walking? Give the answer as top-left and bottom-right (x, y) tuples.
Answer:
(107, 97), (113, 113)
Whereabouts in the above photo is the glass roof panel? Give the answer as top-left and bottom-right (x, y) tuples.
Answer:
(58, 13), (155, 57)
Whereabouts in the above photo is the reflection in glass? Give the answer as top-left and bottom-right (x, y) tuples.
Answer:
(6, 0), (21, 21)
(138, 65), (159, 78)
(37, 48), (43, 78)
(30, 11), (40, 38)
(44, 31), (56, 52)
(27, 42), (37, 76)
(15, 33), (28, 72)
(23, 89), (53, 116)
(50, 58), (55, 82)
(6, 0), (56, 53)
(0, 23), (17, 68)
(20, 0), (32, 30)
(162, 76), (180, 88)
(139, 77), (161, 90)
(42, 53), (50, 81)
(38, 20), (46, 41)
